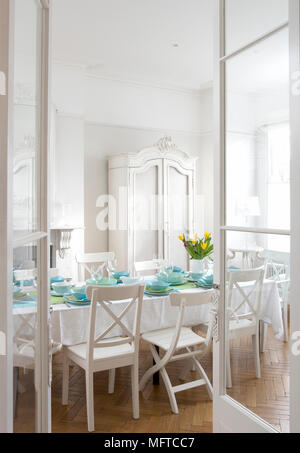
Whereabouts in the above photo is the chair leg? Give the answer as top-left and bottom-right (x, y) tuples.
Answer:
(260, 322), (268, 352)
(85, 371), (95, 432)
(159, 366), (179, 414)
(108, 369), (115, 394)
(226, 339), (232, 389)
(252, 334), (261, 379)
(131, 364), (140, 419)
(62, 352), (70, 405)
(192, 356), (213, 400)
(283, 303), (289, 343)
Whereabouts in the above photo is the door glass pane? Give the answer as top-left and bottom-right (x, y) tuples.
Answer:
(134, 165), (161, 264)
(225, 0), (288, 54)
(13, 0), (42, 238)
(167, 165), (190, 270)
(13, 242), (38, 433)
(225, 27), (290, 230)
(225, 231), (290, 432)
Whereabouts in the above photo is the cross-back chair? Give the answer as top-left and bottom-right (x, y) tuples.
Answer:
(61, 283), (145, 432)
(261, 250), (290, 344)
(139, 289), (216, 414)
(226, 268), (265, 388)
(134, 259), (164, 277)
(76, 252), (115, 281)
(14, 268), (37, 289)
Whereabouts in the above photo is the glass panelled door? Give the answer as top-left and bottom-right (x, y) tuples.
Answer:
(213, 0), (300, 433)
(0, 0), (51, 433)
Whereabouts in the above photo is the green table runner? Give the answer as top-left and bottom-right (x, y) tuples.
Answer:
(24, 282), (198, 307)
(170, 282), (197, 291)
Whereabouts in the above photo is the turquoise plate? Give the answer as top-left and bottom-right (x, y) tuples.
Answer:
(64, 295), (91, 306)
(51, 291), (72, 297)
(13, 293), (37, 308)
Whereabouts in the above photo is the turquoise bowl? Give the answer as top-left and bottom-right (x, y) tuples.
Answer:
(146, 280), (170, 291)
(52, 282), (72, 294)
(158, 272), (185, 285)
(113, 271), (130, 280)
(190, 272), (205, 281)
(165, 266), (184, 274)
(202, 272), (214, 283)
(51, 276), (65, 284)
(71, 287), (86, 298)
(86, 277), (118, 287)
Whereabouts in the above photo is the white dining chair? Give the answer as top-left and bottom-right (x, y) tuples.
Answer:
(76, 252), (115, 281)
(13, 332), (61, 417)
(226, 268), (264, 388)
(261, 250), (290, 345)
(14, 268), (37, 289)
(61, 283), (145, 432)
(134, 259), (164, 277)
(139, 290), (216, 414)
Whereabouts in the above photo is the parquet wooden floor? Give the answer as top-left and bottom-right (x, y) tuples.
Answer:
(13, 327), (289, 433)
(227, 326), (290, 433)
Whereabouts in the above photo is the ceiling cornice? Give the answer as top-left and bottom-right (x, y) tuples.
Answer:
(53, 59), (213, 96)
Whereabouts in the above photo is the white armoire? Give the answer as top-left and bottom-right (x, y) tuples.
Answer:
(108, 137), (197, 274)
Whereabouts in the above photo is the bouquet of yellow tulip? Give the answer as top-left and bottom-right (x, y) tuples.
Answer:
(179, 232), (213, 260)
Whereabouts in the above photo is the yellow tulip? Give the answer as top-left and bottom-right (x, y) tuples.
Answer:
(192, 239), (196, 245)
(178, 235), (184, 241)
(201, 242), (208, 250)
(194, 233), (199, 239)
(204, 232), (210, 239)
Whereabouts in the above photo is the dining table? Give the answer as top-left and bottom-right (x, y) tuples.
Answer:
(13, 278), (284, 348)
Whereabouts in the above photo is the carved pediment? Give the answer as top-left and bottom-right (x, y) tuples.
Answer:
(108, 136), (197, 170)
(155, 136), (178, 152)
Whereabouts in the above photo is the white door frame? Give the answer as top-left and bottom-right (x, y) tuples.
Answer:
(213, 0), (299, 433)
(0, 0), (51, 433)
(289, 0), (300, 435)
(0, 0), (14, 434)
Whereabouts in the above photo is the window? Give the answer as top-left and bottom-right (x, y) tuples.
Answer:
(267, 123), (290, 250)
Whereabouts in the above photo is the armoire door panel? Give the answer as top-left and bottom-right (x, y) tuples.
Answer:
(164, 161), (195, 270)
(133, 162), (163, 266)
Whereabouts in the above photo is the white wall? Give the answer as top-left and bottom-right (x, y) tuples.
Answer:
(84, 123), (214, 254)
(51, 64), (86, 278)
(83, 75), (214, 254)
(51, 62), (214, 270)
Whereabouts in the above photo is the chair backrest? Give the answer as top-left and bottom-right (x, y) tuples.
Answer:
(134, 259), (164, 276)
(227, 268), (265, 321)
(170, 289), (214, 308)
(14, 269), (37, 287)
(85, 283), (145, 364)
(262, 250), (290, 280)
(76, 252), (115, 280)
(169, 290), (216, 353)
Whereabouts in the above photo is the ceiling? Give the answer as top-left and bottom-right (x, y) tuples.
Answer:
(52, 0), (214, 90)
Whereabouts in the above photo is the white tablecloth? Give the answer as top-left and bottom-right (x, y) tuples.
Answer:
(13, 280), (284, 346)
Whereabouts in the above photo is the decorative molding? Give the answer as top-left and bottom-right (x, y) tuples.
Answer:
(85, 119), (212, 138)
(53, 59), (213, 96)
(86, 72), (211, 96)
(108, 136), (197, 171)
(155, 136), (178, 152)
